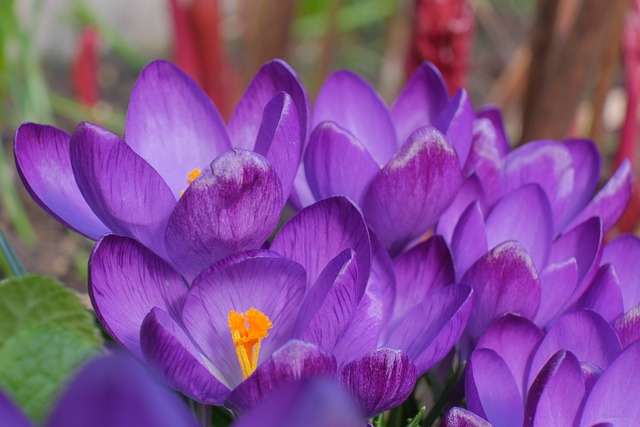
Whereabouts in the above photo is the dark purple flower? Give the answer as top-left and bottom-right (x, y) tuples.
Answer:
(15, 59), (308, 280)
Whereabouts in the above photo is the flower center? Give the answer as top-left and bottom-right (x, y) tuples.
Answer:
(228, 308), (272, 379)
(179, 168), (202, 196)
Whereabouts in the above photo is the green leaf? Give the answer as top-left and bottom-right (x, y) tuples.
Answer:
(0, 325), (99, 422)
(0, 274), (101, 345)
(406, 406), (426, 427)
(0, 229), (27, 277)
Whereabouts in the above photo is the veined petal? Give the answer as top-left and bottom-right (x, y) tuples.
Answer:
(165, 150), (283, 280)
(612, 304), (640, 348)
(444, 407), (493, 427)
(363, 126), (461, 255)
(125, 60), (231, 198)
(89, 235), (188, 358)
(434, 89), (474, 167)
(71, 122), (175, 258)
(14, 123), (109, 240)
(464, 120), (504, 209)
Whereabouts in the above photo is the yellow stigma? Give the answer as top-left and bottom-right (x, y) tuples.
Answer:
(179, 168), (202, 197)
(228, 308), (272, 379)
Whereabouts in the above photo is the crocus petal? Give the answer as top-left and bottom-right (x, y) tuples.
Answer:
(444, 407), (493, 427)
(312, 70), (397, 165)
(462, 241), (541, 340)
(525, 351), (585, 427)
(579, 264), (623, 323)
(363, 126), (461, 255)
(580, 341), (640, 426)
(125, 60), (231, 198)
(304, 121), (380, 205)
(89, 235), (188, 358)
(535, 259), (579, 327)
(140, 307), (229, 404)
(434, 89), (474, 167)
(391, 62), (450, 147)
(165, 150), (283, 280)
(183, 255), (307, 388)
(47, 352), (199, 427)
(392, 235), (455, 321)
(613, 304), (640, 348)
(473, 106), (509, 158)
(225, 340), (337, 414)
(270, 196), (371, 297)
(14, 123), (108, 239)
(338, 348), (417, 419)
(0, 390), (32, 427)
(368, 231), (396, 326)
(384, 284), (473, 374)
(485, 184), (553, 272)
(253, 92), (301, 199)
(228, 60), (309, 150)
(451, 201), (488, 280)
(436, 174), (486, 244)
(465, 348), (523, 427)
(565, 159), (633, 233)
(476, 314), (544, 397)
(601, 234), (640, 311)
(464, 122), (504, 209)
(528, 310), (622, 388)
(71, 122), (175, 258)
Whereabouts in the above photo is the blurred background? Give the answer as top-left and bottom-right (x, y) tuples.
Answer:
(0, 0), (637, 288)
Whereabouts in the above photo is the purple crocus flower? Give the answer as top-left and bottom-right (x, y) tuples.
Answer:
(0, 352), (198, 427)
(15, 59), (308, 280)
(298, 63), (473, 255)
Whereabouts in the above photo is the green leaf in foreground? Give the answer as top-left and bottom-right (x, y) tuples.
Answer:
(0, 325), (99, 422)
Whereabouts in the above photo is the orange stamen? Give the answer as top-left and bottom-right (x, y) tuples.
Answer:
(228, 308), (272, 379)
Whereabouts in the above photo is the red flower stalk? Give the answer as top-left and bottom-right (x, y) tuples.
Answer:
(71, 27), (100, 107)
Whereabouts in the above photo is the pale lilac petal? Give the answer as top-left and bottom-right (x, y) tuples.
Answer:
(436, 174), (486, 244)
(525, 351), (585, 427)
(140, 307), (229, 404)
(312, 70), (397, 165)
(392, 235), (455, 321)
(601, 234), (640, 310)
(0, 390), (32, 427)
(368, 231), (396, 326)
(229, 60), (309, 150)
(89, 235), (188, 358)
(225, 340), (337, 414)
(434, 89), (474, 166)
(183, 254), (307, 388)
(462, 241), (541, 340)
(580, 341), (640, 426)
(270, 196), (371, 297)
(465, 348), (523, 427)
(14, 123), (108, 239)
(473, 106), (509, 158)
(165, 150), (283, 280)
(485, 184), (553, 272)
(363, 126), (461, 254)
(444, 407), (493, 427)
(535, 259), (579, 326)
(338, 348), (416, 419)
(528, 310), (622, 388)
(391, 62), (449, 147)
(384, 284), (473, 374)
(451, 201), (488, 280)
(304, 122), (380, 205)
(71, 122), (175, 257)
(612, 304), (640, 348)
(578, 264), (623, 323)
(476, 314), (544, 397)
(565, 160), (633, 233)
(125, 60), (230, 197)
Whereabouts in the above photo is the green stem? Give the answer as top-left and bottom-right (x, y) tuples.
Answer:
(422, 361), (466, 426)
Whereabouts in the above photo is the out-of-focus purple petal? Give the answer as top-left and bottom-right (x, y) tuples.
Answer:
(140, 307), (228, 404)
(444, 407), (493, 427)
(229, 60), (309, 150)
(124, 60), (230, 198)
(535, 259), (579, 326)
(580, 341), (640, 426)
(473, 106), (509, 157)
(384, 284), (473, 374)
(391, 62), (449, 147)
(601, 234), (640, 310)
(0, 390), (32, 427)
(183, 254), (306, 388)
(485, 184), (553, 272)
(313, 70), (397, 165)
(436, 174), (485, 244)
(462, 241), (541, 340)
(253, 92), (301, 199)
(465, 117), (504, 209)
(525, 351), (585, 427)
(392, 235), (454, 321)
(14, 123), (108, 240)
(565, 160), (633, 233)
(528, 310), (622, 388)
(165, 150), (282, 280)
(225, 340), (337, 414)
(434, 89), (474, 167)
(270, 196), (371, 297)
(613, 304), (640, 348)
(451, 201), (488, 280)
(465, 348), (523, 427)
(71, 122), (175, 258)
(89, 235), (188, 358)
(338, 348), (416, 419)
(363, 126), (461, 254)
(578, 264), (623, 323)
(476, 314), (543, 397)
(47, 352), (199, 427)
(304, 122), (380, 205)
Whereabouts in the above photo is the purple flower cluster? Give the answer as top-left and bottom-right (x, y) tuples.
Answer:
(14, 58), (640, 425)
